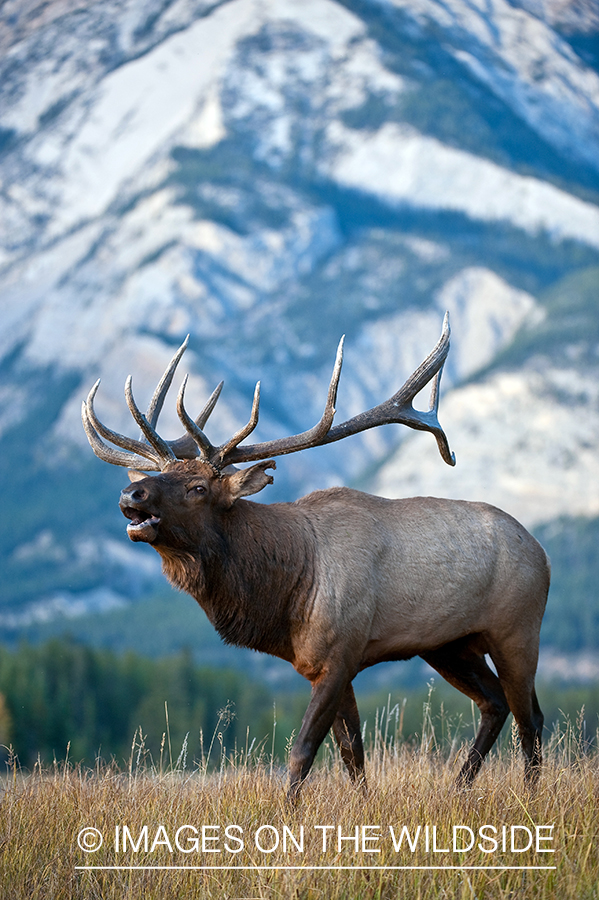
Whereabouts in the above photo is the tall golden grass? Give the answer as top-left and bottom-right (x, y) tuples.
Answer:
(1, 700), (597, 899)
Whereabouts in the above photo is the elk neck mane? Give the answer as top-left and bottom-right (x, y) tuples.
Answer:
(156, 497), (316, 660)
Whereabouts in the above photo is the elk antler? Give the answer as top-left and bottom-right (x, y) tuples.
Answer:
(81, 340), (224, 472)
(82, 314), (455, 472)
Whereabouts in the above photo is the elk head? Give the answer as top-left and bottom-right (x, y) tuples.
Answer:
(82, 314), (456, 541)
(119, 458), (277, 546)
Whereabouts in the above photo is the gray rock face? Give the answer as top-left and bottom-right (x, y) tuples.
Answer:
(0, 0), (597, 652)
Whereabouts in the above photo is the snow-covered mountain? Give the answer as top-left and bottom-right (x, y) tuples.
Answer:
(0, 0), (598, 660)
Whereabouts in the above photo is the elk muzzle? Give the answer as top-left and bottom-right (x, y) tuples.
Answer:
(119, 486), (161, 543)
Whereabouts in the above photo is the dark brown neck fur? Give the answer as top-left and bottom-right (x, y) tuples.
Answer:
(156, 500), (315, 661)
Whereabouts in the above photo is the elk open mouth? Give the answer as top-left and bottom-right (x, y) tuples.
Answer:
(121, 506), (161, 543)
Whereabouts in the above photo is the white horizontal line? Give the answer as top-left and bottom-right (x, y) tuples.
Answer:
(76, 865), (557, 871)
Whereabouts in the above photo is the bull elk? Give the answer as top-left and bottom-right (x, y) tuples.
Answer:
(82, 315), (549, 800)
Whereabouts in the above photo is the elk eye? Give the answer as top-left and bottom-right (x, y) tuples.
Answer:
(191, 485), (206, 495)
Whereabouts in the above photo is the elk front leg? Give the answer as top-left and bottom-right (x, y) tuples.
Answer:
(332, 682), (367, 793)
(288, 670), (350, 804)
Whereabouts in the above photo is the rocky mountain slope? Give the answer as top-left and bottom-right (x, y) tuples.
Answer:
(0, 0), (598, 665)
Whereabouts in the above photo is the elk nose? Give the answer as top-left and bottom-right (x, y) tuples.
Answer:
(120, 486), (147, 505)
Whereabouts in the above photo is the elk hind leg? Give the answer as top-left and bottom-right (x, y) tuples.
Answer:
(422, 640), (510, 786)
(523, 686), (544, 783)
(332, 682), (367, 793)
(491, 653), (544, 785)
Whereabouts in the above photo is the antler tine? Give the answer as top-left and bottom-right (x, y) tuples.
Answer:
(322, 311), (455, 465)
(391, 310), (450, 412)
(176, 375), (217, 459)
(298, 333), (344, 443)
(197, 380), (225, 429)
(82, 383), (162, 470)
(168, 380), (225, 459)
(145, 335), (189, 430)
(383, 310), (455, 465)
(217, 381), (261, 465)
(325, 334), (344, 417)
(125, 376), (177, 466)
(427, 312), (449, 417)
(218, 335), (345, 468)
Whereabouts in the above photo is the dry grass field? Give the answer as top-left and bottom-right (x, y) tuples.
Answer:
(1, 705), (598, 900)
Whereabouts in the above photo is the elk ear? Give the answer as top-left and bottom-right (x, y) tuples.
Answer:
(128, 469), (147, 483)
(224, 460), (276, 503)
